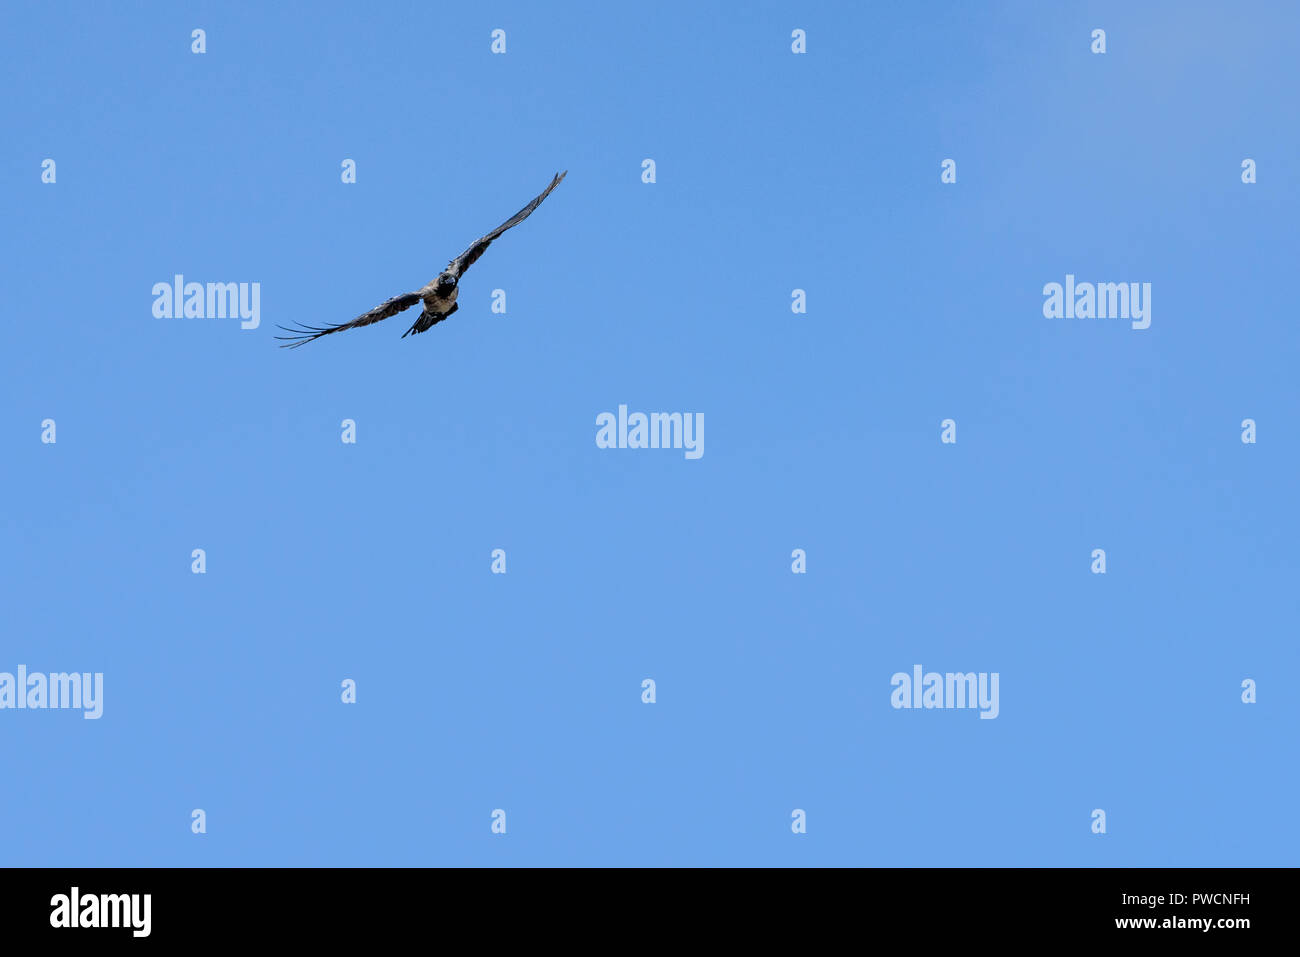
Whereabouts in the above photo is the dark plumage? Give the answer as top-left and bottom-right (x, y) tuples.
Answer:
(277, 171), (566, 348)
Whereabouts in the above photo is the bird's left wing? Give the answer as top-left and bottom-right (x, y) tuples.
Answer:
(444, 170), (567, 279)
(275, 292), (423, 348)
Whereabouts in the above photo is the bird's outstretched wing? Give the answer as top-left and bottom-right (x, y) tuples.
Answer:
(275, 292), (423, 348)
(444, 170), (567, 279)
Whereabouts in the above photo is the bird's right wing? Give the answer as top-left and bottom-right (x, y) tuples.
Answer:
(275, 292), (423, 348)
(444, 170), (567, 279)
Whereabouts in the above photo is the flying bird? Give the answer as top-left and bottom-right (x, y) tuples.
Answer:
(276, 171), (567, 348)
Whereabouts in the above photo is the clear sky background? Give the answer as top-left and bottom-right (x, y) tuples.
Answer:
(2, 1), (1297, 866)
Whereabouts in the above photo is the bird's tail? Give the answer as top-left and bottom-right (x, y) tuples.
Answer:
(402, 303), (457, 337)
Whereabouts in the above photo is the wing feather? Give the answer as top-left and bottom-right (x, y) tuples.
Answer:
(445, 171), (567, 279)
(275, 292), (422, 348)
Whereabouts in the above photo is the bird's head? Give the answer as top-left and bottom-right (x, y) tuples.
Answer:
(436, 275), (457, 296)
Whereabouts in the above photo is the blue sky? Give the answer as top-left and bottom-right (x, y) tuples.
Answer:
(2, 1), (1297, 865)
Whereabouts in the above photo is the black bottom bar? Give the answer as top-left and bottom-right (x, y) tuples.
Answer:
(2, 867), (1278, 943)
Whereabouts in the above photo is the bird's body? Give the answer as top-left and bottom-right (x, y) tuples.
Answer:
(418, 281), (459, 308)
(277, 171), (565, 348)
(403, 280), (459, 337)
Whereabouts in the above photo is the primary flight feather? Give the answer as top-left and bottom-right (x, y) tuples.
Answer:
(276, 171), (566, 348)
